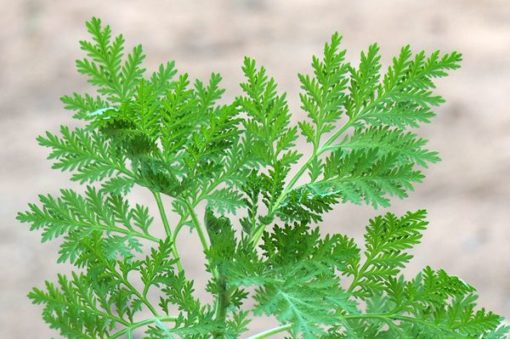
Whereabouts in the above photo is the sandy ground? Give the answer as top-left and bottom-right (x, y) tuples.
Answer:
(1, 1), (509, 338)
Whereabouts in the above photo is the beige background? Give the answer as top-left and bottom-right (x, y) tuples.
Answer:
(1, 0), (509, 338)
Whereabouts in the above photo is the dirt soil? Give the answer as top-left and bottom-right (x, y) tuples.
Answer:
(1, 1), (509, 337)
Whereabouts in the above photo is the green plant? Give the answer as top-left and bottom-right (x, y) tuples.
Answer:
(18, 17), (508, 338)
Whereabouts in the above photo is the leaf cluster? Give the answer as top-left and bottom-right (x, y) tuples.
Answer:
(17, 17), (508, 339)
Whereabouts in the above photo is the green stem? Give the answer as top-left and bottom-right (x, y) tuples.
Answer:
(172, 216), (188, 241)
(165, 176), (242, 332)
(170, 155), (243, 243)
(100, 257), (161, 318)
(343, 313), (396, 321)
(80, 305), (129, 328)
(246, 324), (292, 339)
(248, 151), (316, 246)
(153, 192), (172, 237)
(87, 242), (161, 318)
(183, 200), (228, 334)
(346, 253), (374, 295)
(185, 200), (211, 251)
(213, 272), (229, 338)
(118, 270), (160, 317)
(74, 220), (159, 243)
(153, 192), (183, 272)
(171, 174), (229, 244)
(110, 315), (178, 338)
(318, 120), (353, 156)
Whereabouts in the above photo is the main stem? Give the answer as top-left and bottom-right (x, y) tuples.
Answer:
(184, 200), (228, 334)
(185, 200), (211, 251)
(153, 192), (183, 272)
(246, 324), (292, 339)
(213, 271), (229, 338)
(111, 315), (178, 339)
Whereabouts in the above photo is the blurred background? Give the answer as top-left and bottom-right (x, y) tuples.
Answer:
(1, 0), (509, 337)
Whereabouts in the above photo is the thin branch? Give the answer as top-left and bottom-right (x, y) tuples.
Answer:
(110, 315), (178, 338)
(185, 200), (211, 251)
(153, 191), (183, 272)
(101, 258), (161, 318)
(153, 192), (173, 237)
(247, 324), (292, 339)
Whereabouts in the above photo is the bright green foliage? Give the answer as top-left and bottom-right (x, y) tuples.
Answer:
(17, 187), (153, 264)
(298, 33), (348, 150)
(283, 37), (461, 214)
(18, 18), (507, 339)
(37, 126), (134, 185)
(237, 57), (302, 232)
(220, 223), (360, 337)
(345, 210), (429, 298)
(335, 212), (504, 337)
